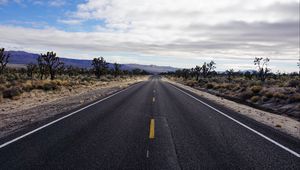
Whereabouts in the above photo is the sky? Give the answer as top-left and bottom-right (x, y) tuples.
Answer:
(0, 0), (299, 72)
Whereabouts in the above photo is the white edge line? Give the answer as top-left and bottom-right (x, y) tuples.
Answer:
(170, 83), (300, 158)
(0, 83), (139, 149)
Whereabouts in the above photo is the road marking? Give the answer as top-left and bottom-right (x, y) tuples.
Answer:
(146, 150), (150, 158)
(149, 119), (155, 139)
(0, 83), (140, 149)
(170, 84), (300, 158)
(153, 97), (155, 102)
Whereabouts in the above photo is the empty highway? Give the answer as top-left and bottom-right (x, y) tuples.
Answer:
(0, 76), (299, 169)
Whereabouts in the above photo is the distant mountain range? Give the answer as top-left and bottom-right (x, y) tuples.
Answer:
(6, 51), (178, 74)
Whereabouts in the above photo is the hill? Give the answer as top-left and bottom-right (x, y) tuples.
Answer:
(6, 51), (178, 73)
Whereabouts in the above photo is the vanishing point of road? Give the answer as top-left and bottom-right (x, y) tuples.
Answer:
(0, 76), (299, 169)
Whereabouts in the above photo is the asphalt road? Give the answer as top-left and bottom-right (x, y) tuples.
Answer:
(0, 76), (299, 169)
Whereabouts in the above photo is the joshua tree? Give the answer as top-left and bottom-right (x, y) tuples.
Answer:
(195, 65), (202, 81)
(92, 57), (108, 79)
(182, 69), (190, 79)
(113, 63), (121, 77)
(38, 51), (64, 80)
(201, 61), (216, 78)
(297, 56), (300, 77)
(0, 48), (10, 75)
(37, 56), (48, 80)
(225, 69), (234, 82)
(38, 52), (64, 80)
(26, 63), (37, 79)
(254, 57), (270, 82)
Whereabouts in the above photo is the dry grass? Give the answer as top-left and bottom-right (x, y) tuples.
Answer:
(167, 76), (300, 119)
(0, 75), (137, 102)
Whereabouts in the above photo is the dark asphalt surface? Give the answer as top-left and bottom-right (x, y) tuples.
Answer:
(0, 76), (299, 169)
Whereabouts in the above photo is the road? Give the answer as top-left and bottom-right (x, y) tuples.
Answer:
(0, 76), (299, 169)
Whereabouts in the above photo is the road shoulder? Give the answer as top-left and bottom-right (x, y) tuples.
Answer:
(163, 78), (300, 140)
(0, 77), (148, 139)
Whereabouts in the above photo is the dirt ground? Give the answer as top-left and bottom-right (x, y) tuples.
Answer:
(164, 78), (300, 140)
(0, 76), (148, 138)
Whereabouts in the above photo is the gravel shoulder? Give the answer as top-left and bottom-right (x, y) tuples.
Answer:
(0, 76), (148, 138)
(164, 78), (300, 140)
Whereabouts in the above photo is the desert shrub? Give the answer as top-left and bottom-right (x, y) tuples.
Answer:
(186, 80), (197, 87)
(21, 81), (34, 92)
(100, 77), (109, 82)
(262, 96), (270, 102)
(0, 84), (5, 91)
(273, 92), (288, 99)
(264, 92), (273, 98)
(53, 79), (70, 86)
(251, 85), (262, 94)
(198, 78), (208, 86)
(251, 96), (260, 103)
(2, 87), (22, 99)
(106, 75), (114, 80)
(232, 85), (240, 91)
(0, 76), (5, 84)
(80, 81), (91, 86)
(213, 83), (225, 89)
(225, 84), (236, 90)
(81, 76), (92, 82)
(206, 83), (214, 89)
(239, 90), (254, 100)
(278, 83), (285, 87)
(288, 94), (300, 103)
(287, 80), (299, 88)
(52, 79), (63, 86)
(42, 82), (59, 91)
(6, 73), (20, 82)
(250, 81), (262, 86)
(0, 92), (3, 102)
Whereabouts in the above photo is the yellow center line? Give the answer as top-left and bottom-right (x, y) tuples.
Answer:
(149, 119), (155, 139)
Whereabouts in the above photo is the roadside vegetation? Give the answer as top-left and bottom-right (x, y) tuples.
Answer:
(0, 48), (149, 102)
(162, 57), (300, 119)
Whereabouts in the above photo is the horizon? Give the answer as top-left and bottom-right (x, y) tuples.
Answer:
(0, 0), (299, 72)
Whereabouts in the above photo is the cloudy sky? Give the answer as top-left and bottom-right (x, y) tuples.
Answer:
(0, 0), (299, 72)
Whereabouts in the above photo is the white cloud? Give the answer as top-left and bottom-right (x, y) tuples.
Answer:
(49, 0), (66, 7)
(58, 19), (82, 25)
(0, 0), (299, 72)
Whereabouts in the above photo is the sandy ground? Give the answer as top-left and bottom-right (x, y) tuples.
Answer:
(0, 76), (148, 138)
(164, 78), (300, 140)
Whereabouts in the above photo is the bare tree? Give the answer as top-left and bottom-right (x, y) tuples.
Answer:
(254, 57), (270, 82)
(92, 57), (108, 79)
(38, 52), (64, 80)
(0, 48), (10, 75)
